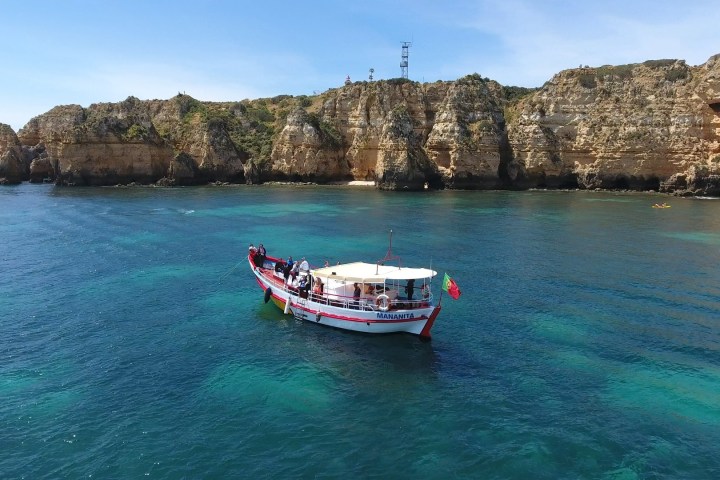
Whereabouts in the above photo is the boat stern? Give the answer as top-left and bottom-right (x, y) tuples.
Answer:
(418, 305), (442, 340)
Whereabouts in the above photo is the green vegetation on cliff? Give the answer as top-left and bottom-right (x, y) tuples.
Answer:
(574, 59), (689, 90)
(306, 112), (343, 148)
(165, 93), (320, 165)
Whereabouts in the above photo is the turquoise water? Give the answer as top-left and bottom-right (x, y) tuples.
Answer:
(1, 184), (719, 479)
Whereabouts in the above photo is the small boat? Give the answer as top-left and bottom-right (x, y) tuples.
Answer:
(249, 238), (442, 340)
(652, 203), (671, 208)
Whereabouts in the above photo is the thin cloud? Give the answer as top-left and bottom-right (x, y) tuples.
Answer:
(83, 63), (264, 103)
(453, 0), (720, 86)
(2, 0), (719, 130)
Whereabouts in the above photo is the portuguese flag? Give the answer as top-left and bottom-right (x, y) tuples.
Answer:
(442, 273), (461, 300)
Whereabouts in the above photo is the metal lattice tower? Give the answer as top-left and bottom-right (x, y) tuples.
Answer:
(400, 42), (411, 79)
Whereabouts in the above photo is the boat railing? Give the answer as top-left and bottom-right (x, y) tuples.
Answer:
(257, 267), (434, 310)
(309, 290), (434, 311)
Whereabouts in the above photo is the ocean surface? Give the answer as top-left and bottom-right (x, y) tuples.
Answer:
(1, 184), (719, 479)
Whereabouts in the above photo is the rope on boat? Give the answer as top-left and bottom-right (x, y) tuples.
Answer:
(219, 260), (244, 281)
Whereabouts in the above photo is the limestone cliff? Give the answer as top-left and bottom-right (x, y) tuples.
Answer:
(269, 108), (347, 182)
(507, 56), (720, 195)
(0, 124), (26, 184)
(17, 95), (255, 186)
(4, 52), (720, 194)
(423, 76), (510, 189)
(273, 77), (511, 189)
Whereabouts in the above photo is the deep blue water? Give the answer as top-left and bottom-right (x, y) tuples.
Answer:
(1, 184), (719, 479)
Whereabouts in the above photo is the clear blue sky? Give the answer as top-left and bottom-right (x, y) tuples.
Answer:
(2, 0), (719, 131)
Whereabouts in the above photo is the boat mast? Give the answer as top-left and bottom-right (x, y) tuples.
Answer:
(376, 229), (401, 273)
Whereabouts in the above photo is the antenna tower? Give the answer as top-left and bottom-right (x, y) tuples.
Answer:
(400, 42), (411, 79)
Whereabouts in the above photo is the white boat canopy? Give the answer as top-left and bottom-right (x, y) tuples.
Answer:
(311, 262), (437, 283)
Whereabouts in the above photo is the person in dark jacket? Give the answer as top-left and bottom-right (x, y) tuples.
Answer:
(255, 244), (267, 267)
(353, 283), (361, 309)
(405, 279), (415, 300)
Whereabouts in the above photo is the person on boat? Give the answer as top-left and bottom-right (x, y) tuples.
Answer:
(272, 258), (282, 272)
(248, 244), (256, 256)
(353, 283), (361, 309)
(299, 257), (310, 273)
(282, 262), (292, 281)
(256, 244), (267, 265)
(421, 283), (430, 299)
(313, 277), (324, 295)
(365, 284), (375, 296)
(298, 275), (309, 298)
(287, 256), (294, 268)
(405, 279), (415, 301)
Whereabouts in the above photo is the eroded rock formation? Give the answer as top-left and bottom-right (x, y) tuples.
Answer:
(507, 56), (720, 195)
(2, 53), (719, 194)
(0, 124), (26, 184)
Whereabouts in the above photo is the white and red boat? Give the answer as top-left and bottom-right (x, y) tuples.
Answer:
(249, 241), (442, 340)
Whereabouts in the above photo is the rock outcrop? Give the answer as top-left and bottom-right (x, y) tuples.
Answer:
(0, 124), (26, 184)
(19, 100), (170, 186)
(507, 56), (720, 195)
(4, 53), (720, 194)
(16, 96), (253, 186)
(269, 108), (348, 182)
(277, 77), (511, 189)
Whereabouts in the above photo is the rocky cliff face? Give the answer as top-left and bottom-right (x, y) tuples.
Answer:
(17, 101), (168, 186)
(15, 96), (253, 186)
(269, 108), (348, 182)
(507, 56), (720, 195)
(275, 77), (512, 189)
(3, 53), (720, 194)
(0, 123), (26, 184)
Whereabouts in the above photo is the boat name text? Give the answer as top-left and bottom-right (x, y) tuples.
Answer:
(376, 312), (415, 320)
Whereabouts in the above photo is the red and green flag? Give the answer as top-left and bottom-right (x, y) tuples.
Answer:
(442, 273), (461, 300)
